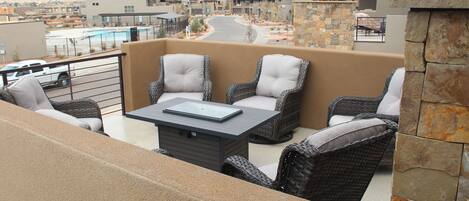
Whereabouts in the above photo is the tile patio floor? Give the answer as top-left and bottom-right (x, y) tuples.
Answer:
(103, 114), (392, 201)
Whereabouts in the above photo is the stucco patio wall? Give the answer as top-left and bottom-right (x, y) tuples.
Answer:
(121, 39), (404, 129)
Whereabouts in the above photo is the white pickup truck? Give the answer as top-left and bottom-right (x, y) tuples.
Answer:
(0, 60), (70, 87)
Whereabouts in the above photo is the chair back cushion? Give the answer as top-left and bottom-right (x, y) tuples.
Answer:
(157, 92), (203, 104)
(163, 54), (205, 92)
(7, 76), (53, 111)
(306, 118), (387, 152)
(256, 54), (301, 98)
(377, 68), (405, 116)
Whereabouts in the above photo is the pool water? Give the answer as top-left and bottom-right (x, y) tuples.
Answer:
(46, 27), (156, 56)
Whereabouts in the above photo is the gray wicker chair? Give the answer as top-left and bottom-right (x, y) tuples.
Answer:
(327, 67), (404, 167)
(0, 87), (107, 136)
(227, 55), (309, 144)
(149, 54), (212, 104)
(222, 119), (397, 201)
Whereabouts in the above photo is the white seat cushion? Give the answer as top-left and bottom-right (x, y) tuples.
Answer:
(157, 92), (203, 103)
(163, 54), (205, 92)
(256, 54), (302, 98)
(36, 109), (90, 130)
(233, 95), (277, 111)
(259, 163), (278, 180)
(79, 118), (103, 132)
(329, 115), (355, 127)
(377, 68), (405, 116)
(8, 75), (53, 111)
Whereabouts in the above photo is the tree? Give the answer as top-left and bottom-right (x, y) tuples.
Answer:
(190, 19), (202, 33)
(68, 38), (77, 56)
(245, 24), (255, 43)
(157, 28), (167, 38)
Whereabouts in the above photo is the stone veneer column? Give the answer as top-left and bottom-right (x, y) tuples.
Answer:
(292, 0), (356, 50)
(391, 1), (469, 201)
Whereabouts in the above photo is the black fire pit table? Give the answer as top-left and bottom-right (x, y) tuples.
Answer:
(126, 98), (280, 171)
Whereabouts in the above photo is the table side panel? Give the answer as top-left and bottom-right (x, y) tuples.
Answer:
(159, 126), (249, 171)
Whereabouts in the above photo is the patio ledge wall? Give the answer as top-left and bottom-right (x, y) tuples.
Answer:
(121, 39), (404, 129)
(0, 101), (302, 201)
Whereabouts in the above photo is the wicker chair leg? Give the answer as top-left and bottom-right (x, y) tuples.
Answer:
(249, 132), (293, 144)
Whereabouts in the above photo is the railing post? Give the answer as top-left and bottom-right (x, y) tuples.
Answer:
(73, 39), (77, 56)
(100, 34), (103, 51)
(381, 17), (385, 43)
(65, 38), (69, 57)
(355, 17), (359, 41)
(117, 55), (126, 115)
(67, 64), (74, 100)
(1, 73), (7, 86)
(88, 36), (92, 54)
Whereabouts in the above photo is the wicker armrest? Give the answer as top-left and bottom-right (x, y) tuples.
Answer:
(353, 113), (400, 123)
(276, 88), (302, 112)
(226, 81), (257, 104)
(203, 80), (212, 101)
(222, 155), (274, 188)
(328, 96), (382, 121)
(51, 99), (102, 119)
(148, 79), (164, 105)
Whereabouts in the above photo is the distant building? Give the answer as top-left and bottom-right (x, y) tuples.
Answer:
(0, 7), (20, 23)
(14, 6), (42, 17)
(0, 7), (14, 15)
(358, 0), (407, 16)
(81, 0), (175, 26)
(42, 2), (83, 16)
(353, 0), (408, 54)
(0, 21), (47, 64)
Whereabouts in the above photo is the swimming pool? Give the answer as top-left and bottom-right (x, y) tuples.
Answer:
(46, 27), (156, 56)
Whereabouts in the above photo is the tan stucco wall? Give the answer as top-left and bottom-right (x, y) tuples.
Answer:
(121, 39), (404, 129)
(0, 21), (47, 63)
(0, 101), (302, 201)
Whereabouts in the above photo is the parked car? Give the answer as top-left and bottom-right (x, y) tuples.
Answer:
(0, 60), (70, 88)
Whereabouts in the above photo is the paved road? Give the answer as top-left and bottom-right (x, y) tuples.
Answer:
(203, 16), (256, 42)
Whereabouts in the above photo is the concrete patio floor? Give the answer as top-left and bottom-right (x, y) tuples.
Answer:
(103, 113), (392, 201)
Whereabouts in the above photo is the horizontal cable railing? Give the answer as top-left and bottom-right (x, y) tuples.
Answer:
(355, 17), (386, 43)
(0, 52), (126, 116)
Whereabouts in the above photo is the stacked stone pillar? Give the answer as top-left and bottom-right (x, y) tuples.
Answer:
(391, 1), (469, 200)
(292, 0), (356, 50)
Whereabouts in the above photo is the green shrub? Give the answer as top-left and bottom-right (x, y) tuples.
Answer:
(190, 20), (202, 33)
(190, 18), (206, 33)
(157, 28), (167, 38)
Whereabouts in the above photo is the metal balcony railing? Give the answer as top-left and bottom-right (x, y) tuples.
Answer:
(0, 53), (126, 116)
(355, 17), (386, 43)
